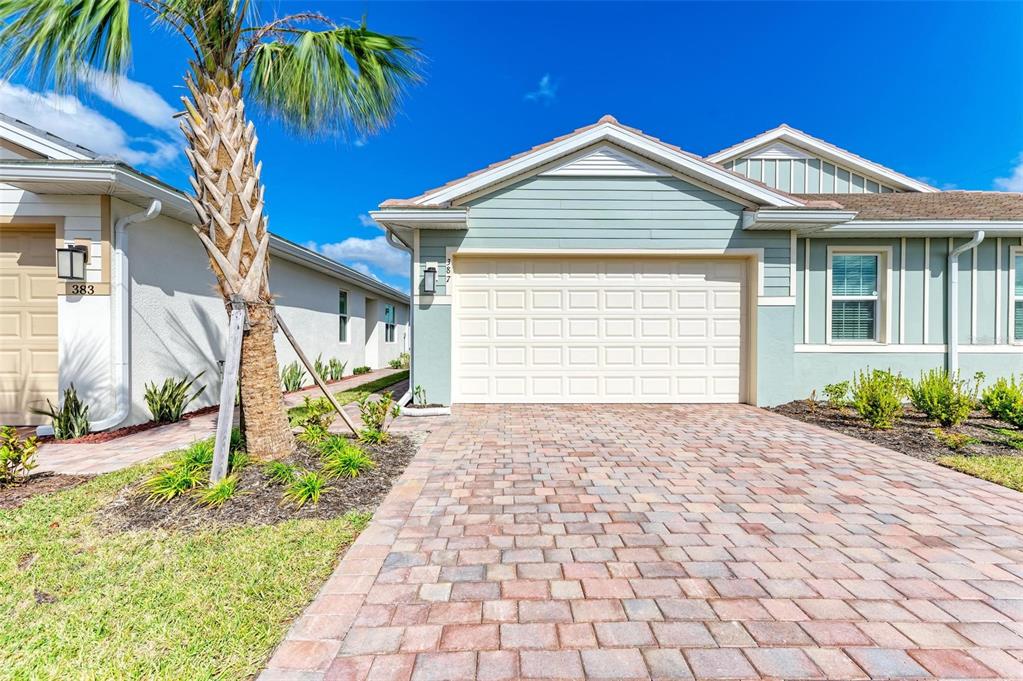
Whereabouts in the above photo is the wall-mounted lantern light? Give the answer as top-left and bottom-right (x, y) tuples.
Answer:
(423, 266), (437, 294)
(56, 245), (88, 280)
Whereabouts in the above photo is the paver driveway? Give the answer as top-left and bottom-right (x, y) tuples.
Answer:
(263, 404), (1023, 680)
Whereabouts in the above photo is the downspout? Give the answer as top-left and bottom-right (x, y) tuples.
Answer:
(386, 226), (414, 407)
(89, 199), (163, 431)
(947, 230), (984, 375)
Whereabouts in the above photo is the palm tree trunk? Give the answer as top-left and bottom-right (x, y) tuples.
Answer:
(181, 72), (295, 459)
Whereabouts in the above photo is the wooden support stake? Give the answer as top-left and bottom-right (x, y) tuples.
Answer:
(211, 301), (246, 483)
(275, 310), (360, 436)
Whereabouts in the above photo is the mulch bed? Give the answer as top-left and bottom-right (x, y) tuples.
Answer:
(97, 432), (421, 532)
(0, 473), (93, 510)
(772, 400), (1023, 463)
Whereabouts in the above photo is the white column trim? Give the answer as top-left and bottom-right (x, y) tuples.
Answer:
(789, 230), (797, 297)
(971, 245), (978, 344)
(923, 237), (930, 344)
(803, 237), (810, 344)
(899, 237), (906, 343)
(996, 237), (1003, 343)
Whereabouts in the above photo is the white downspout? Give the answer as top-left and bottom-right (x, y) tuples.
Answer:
(947, 230), (984, 375)
(386, 226), (414, 407)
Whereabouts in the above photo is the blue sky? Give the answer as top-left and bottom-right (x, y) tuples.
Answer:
(3, 1), (1021, 291)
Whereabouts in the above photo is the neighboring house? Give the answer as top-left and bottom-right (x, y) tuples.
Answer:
(0, 114), (409, 427)
(373, 116), (1022, 407)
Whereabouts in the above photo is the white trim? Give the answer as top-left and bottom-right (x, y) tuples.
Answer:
(742, 209), (858, 231)
(539, 144), (670, 177)
(795, 343), (1023, 354)
(758, 296), (796, 306)
(899, 237), (906, 343)
(746, 141), (814, 160)
(828, 221), (1023, 237)
(706, 125), (938, 193)
(923, 238), (930, 344)
(996, 238), (1003, 343)
(0, 117), (93, 160)
(370, 208), (468, 230)
(803, 237), (810, 344)
(1011, 245), (1023, 345)
(789, 231), (797, 297)
(409, 121), (805, 208)
(971, 246), (978, 344)
(825, 245), (893, 345)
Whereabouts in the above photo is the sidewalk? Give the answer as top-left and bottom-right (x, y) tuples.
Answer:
(34, 368), (405, 475)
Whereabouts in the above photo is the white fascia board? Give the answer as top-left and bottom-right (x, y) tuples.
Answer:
(369, 208), (468, 230)
(0, 119), (93, 161)
(823, 220), (1023, 237)
(707, 127), (938, 193)
(413, 124), (804, 208)
(743, 209), (858, 232)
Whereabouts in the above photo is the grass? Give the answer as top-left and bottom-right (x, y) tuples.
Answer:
(0, 461), (370, 679)
(939, 455), (1023, 493)
(287, 369), (408, 424)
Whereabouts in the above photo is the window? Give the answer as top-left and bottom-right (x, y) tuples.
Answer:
(1014, 253), (1023, 342)
(830, 252), (883, 342)
(338, 291), (349, 342)
(384, 303), (396, 343)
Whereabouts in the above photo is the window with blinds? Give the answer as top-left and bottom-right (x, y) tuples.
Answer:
(831, 253), (880, 341)
(1015, 255), (1023, 341)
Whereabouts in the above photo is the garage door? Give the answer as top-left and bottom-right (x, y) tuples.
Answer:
(0, 227), (59, 424)
(453, 256), (747, 403)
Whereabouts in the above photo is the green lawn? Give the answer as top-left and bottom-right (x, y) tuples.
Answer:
(288, 369), (408, 424)
(0, 462), (368, 680)
(939, 455), (1023, 493)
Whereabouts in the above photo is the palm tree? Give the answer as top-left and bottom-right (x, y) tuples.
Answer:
(0, 0), (420, 459)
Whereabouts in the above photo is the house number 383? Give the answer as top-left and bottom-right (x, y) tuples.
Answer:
(69, 284), (96, 295)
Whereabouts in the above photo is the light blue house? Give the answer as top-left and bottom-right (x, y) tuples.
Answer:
(374, 117), (1022, 406)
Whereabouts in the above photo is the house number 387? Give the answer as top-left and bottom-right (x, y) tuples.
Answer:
(69, 284), (96, 295)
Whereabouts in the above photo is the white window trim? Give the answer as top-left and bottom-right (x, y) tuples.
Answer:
(1011, 245), (1023, 345)
(338, 289), (350, 344)
(385, 323), (396, 344)
(826, 245), (893, 345)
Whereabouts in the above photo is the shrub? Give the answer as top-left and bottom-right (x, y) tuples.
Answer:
(35, 384), (90, 440)
(263, 460), (297, 484)
(144, 372), (205, 423)
(327, 358), (346, 381)
(194, 475), (239, 507)
(284, 471), (328, 506)
(981, 375), (1023, 427)
(0, 426), (38, 485)
(996, 428), (1023, 451)
(312, 354), (328, 381)
(352, 366), (371, 376)
(141, 437), (245, 503)
(357, 391), (400, 443)
(823, 381), (850, 408)
(851, 368), (907, 429)
(413, 385), (427, 407)
(320, 437), (374, 479)
(280, 361), (307, 392)
(933, 428), (980, 451)
(388, 352), (410, 370)
(910, 369), (978, 427)
(291, 396), (336, 429)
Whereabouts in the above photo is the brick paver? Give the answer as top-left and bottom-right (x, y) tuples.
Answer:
(261, 404), (1023, 680)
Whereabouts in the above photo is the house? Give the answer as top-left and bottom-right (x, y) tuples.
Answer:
(373, 116), (1022, 406)
(0, 114), (409, 428)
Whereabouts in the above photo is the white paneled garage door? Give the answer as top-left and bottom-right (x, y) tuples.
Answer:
(453, 256), (747, 403)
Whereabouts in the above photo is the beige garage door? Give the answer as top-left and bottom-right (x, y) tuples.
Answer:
(0, 227), (58, 424)
(453, 256), (747, 403)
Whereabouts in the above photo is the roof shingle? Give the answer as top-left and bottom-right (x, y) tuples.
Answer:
(793, 192), (1023, 221)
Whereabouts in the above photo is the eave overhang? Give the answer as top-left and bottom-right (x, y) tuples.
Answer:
(370, 208), (469, 231)
(743, 209), (859, 232)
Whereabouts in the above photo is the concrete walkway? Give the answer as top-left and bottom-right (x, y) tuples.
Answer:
(262, 404), (1023, 680)
(34, 368), (406, 475)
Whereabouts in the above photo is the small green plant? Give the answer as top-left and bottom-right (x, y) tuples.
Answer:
(823, 381), (850, 408)
(284, 471), (329, 506)
(388, 352), (410, 370)
(981, 375), (1023, 427)
(34, 384), (90, 440)
(357, 391), (400, 443)
(280, 361), (307, 392)
(0, 426), (38, 485)
(263, 460), (297, 484)
(144, 372), (205, 423)
(291, 396), (335, 429)
(995, 428), (1023, 451)
(353, 366), (371, 376)
(327, 358), (346, 381)
(851, 368), (907, 429)
(312, 354), (329, 381)
(933, 428), (980, 451)
(179, 438), (215, 471)
(297, 423), (329, 444)
(141, 464), (205, 502)
(910, 369), (978, 427)
(194, 475), (239, 507)
(414, 384), (427, 407)
(320, 436), (374, 479)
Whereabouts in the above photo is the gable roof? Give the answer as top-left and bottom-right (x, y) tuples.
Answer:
(705, 124), (938, 194)
(0, 111), (97, 160)
(794, 191), (1023, 221)
(382, 116), (807, 209)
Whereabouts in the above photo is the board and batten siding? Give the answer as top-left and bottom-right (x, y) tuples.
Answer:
(417, 175), (792, 297)
(725, 157), (897, 194)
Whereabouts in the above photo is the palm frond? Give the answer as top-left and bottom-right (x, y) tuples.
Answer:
(246, 24), (421, 135)
(0, 0), (131, 87)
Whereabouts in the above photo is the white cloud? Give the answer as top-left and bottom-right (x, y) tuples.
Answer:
(80, 66), (178, 132)
(994, 153), (1023, 192)
(0, 80), (179, 167)
(358, 213), (377, 228)
(525, 73), (557, 105)
(354, 137), (368, 148)
(349, 262), (379, 279)
(305, 235), (409, 276)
